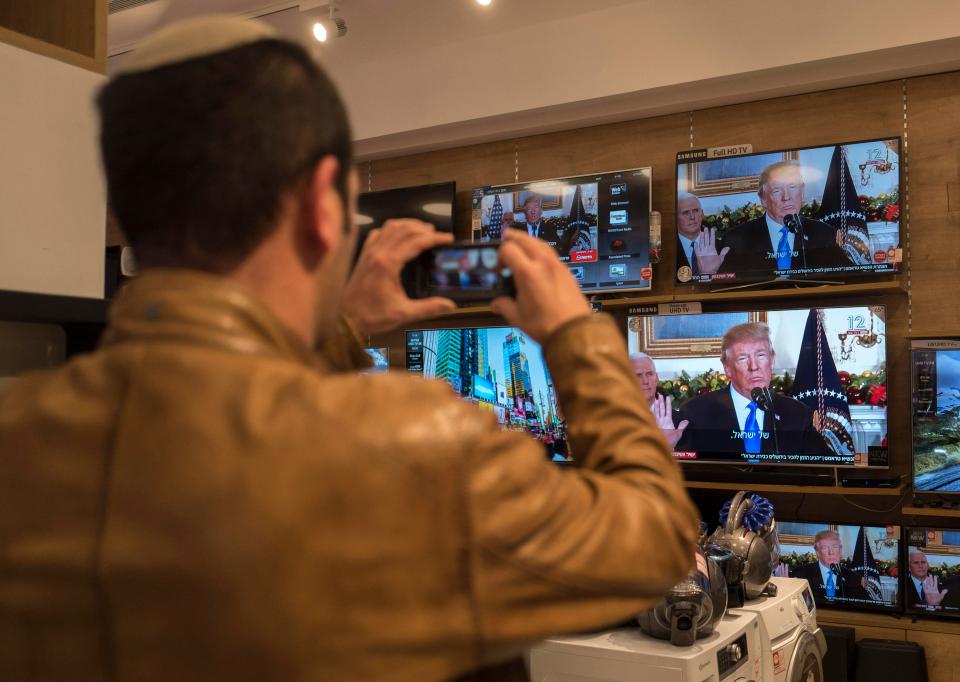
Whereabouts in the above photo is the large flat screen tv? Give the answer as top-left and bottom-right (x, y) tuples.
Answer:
(355, 181), (455, 262)
(675, 138), (901, 284)
(472, 168), (652, 293)
(911, 339), (960, 494)
(778, 520), (901, 614)
(905, 527), (960, 618)
(626, 305), (888, 467)
(405, 326), (569, 461)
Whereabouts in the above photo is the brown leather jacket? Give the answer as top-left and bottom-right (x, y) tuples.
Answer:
(0, 270), (699, 682)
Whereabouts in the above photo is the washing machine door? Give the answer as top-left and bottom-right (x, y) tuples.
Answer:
(788, 631), (824, 682)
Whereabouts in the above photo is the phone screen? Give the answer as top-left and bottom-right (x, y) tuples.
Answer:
(404, 243), (514, 301)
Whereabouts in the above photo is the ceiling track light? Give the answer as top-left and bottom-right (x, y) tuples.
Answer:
(299, 1), (347, 42)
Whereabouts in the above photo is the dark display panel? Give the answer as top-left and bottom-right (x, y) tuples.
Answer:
(355, 182), (455, 263)
(675, 138), (901, 284)
(472, 168), (652, 293)
(627, 305), (888, 467)
(405, 327), (569, 461)
(778, 521), (901, 613)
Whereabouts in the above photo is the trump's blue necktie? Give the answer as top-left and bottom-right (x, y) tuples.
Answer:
(776, 227), (791, 270)
(744, 401), (761, 453)
(826, 571), (837, 598)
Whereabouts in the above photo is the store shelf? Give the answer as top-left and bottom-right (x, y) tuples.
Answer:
(425, 280), (903, 320)
(599, 279), (903, 310)
(901, 505), (960, 518)
(818, 607), (960, 635)
(686, 480), (905, 496)
(0, 289), (108, 325)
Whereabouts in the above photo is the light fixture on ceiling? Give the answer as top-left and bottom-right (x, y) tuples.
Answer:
(300, 1), (347, 42)
(476, 0), (492, 5)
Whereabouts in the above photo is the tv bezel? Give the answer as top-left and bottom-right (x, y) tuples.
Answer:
(910, 338), (960, 497)
(626, 302), (889, 469)
(778, 518), (903, 616)
(673, 136), (904, 286)
(471, 166), (653, 295)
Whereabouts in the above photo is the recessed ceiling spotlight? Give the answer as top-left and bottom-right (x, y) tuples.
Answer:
(476, 0), (492, 5)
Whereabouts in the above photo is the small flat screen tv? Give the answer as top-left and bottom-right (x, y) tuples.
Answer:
(778, 520), (901, 614)
(905, 527), (960, 618)
(911, 340), (960, 494)
(675, 138), (901, 284)
(626, 305), (888, 466)
(355, 181), (455, 262)
(405, 326), (569, 461)
(472, 168), (652, 293)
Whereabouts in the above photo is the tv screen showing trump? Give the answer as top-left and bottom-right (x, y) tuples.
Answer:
(627, 305), (887, 466)
(675, 138), (900, 284)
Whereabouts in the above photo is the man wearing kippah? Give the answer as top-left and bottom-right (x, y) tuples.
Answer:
(0, 16), (699, 682)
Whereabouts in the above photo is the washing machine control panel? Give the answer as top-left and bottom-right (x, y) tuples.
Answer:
(717, 633), (749, 679)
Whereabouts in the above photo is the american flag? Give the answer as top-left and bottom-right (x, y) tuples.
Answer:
(486, 194), (503, 240)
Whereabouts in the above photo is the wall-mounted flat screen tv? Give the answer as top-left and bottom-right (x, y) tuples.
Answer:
(405, 326), (569, 462)
(911, 339), (960, 494)
(355, 181), (455, 262)
(472, 168), (652, 293)
(675, 138), (900, 284)
(626, 305), (888, 467)
(778, 520), (901, 614)
(905, 527), (960, 618)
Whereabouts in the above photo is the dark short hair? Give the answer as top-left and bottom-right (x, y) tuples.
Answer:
(98, 39), (352, 272)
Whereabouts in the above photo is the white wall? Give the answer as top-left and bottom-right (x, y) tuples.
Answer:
(0, 41), (105, 298)
(317, 0), (960, 157)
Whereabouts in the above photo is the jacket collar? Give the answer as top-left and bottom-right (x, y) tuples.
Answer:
(101, 269), (317, 367)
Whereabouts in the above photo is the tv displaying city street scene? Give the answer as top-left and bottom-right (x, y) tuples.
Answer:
(405, 327), (569, 461)
(777, 521), (901, 613)
(912, 340), (960, 493)
(675, 138), (901, 284)
(626, 305), (888, 466)
(472, 168), (652, 293)
(905, 527), (960, 618)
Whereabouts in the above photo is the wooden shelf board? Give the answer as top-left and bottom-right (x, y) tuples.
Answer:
(901, 505), (960, 518)
(686, 480), (904, 496)
(426, 280), (903, 320)
(818, 607), (960, 636)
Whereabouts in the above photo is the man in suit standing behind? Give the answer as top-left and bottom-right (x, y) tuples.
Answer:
(676, 192), (728, 279)
(675, 322), (829, 457)
(630, 352), (688, 449)
(789, 530), (869, 602)
(720, 160), (847, 277)
(906, 549), (960, 611)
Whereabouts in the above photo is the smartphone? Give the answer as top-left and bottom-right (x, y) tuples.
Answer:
(402, 241), (515, 302)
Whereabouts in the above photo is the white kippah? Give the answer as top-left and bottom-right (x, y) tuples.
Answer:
(116, 14), (278, 75)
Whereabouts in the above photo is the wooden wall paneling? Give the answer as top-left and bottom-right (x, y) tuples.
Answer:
(515, 113), (690, 297)
(901, 72), (960, 337)
(907, 631), (959, 682)
(0, 0), (106, 73)
(689, 81), (903, 154)
(368, 140), (517, 242)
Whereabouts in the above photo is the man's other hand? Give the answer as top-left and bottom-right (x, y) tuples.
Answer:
(652, 394), (688, 450)
(693, 227), (730, 275)
(491, 230), (590, 345)
(342, 219), (456, 335)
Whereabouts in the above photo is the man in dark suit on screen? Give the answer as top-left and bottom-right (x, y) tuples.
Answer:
(719, 160), (848, 277)
(906, 549), (960, 611)
(676, 192), (728, 280)
(789, 530), (869, 602)
(675, 322), (829, 457)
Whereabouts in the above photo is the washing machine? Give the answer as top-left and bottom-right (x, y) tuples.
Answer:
(528, 610), (763, 681)
(730, 577), (827, 682)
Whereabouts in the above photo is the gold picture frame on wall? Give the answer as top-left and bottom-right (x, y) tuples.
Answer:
(628, 312), (767, 359)
(512, 188), (562, 212)
(686, 151), (799, 197)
